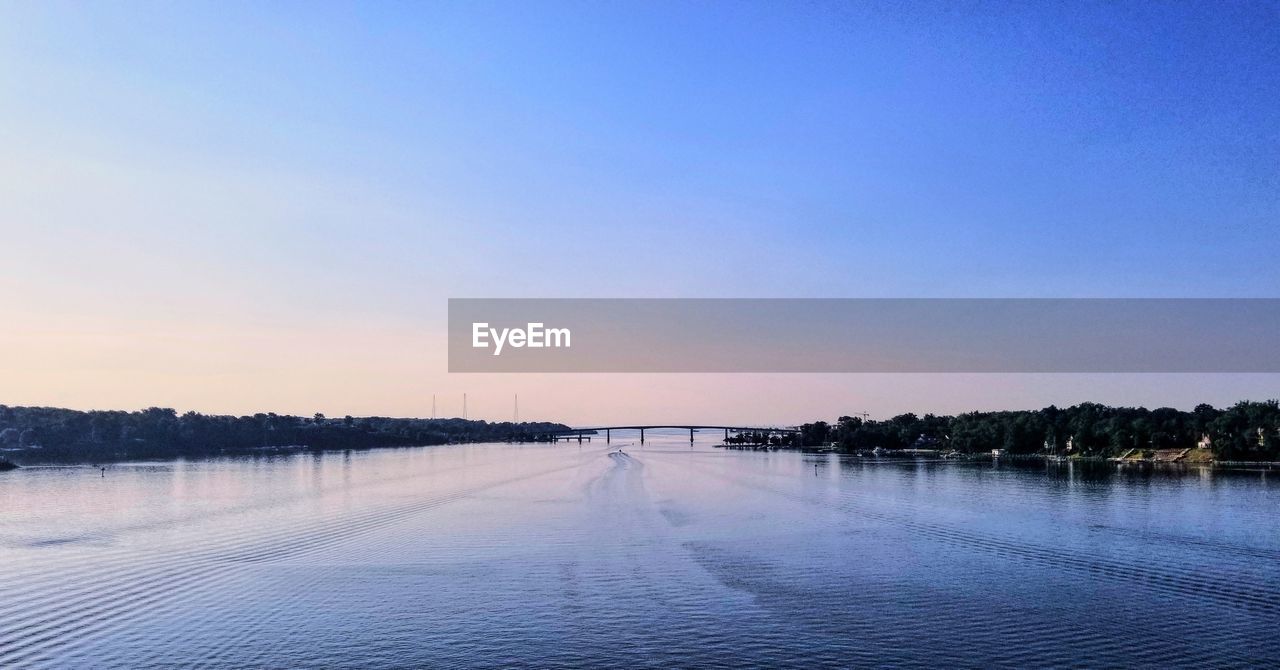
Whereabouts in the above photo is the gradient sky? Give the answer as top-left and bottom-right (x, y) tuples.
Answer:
(1, 1), (1277, 424)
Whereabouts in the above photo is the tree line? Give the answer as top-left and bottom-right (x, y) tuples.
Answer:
(0, 405), (568, 464)
(797, 400), (1280, 461)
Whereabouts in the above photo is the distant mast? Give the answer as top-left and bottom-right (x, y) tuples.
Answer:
(432, 394), (436, 420)
(463, 393), (467, 420)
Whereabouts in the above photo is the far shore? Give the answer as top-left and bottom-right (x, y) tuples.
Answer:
(722, 444), (1280, 470)
(5, 443), (1279, 474)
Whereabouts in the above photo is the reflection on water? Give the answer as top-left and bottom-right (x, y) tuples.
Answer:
(1, 432), (1277, 668)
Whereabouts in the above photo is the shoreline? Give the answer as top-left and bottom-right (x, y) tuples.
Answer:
(721, 444), (1280, 470)
(7, 440), (1280, 472)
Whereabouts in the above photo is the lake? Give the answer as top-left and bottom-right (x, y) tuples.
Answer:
(2, 431), (1278, 668)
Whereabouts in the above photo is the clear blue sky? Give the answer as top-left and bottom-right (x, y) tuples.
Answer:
(1, 2), (1277, 421)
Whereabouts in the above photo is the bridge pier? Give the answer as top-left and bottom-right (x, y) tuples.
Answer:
(549, 425), (798, 447)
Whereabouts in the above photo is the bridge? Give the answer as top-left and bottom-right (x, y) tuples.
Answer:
(540, 425), (801, 445)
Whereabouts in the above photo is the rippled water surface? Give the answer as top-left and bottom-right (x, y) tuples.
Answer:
(2, 433), (1278, 668)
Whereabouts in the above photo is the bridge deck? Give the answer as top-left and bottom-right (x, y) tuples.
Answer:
(548, 425), (799, 434)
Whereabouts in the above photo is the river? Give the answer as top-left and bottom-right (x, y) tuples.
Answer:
(1, 431), (1277, 668)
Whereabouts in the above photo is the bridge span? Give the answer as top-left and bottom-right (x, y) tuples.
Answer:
(542, 424), (800, 445)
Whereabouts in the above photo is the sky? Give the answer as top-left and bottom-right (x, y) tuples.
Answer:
(1, 1), (1277, 424)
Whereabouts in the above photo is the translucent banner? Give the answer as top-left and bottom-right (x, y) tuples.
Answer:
(448, 299), (1280, 373)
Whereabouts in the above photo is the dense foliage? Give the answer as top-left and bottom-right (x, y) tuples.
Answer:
(799, 401), (1280, 460)
(0, 405), (568, 464)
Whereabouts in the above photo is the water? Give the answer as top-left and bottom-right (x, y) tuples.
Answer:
(2, 431), (1278, 668)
